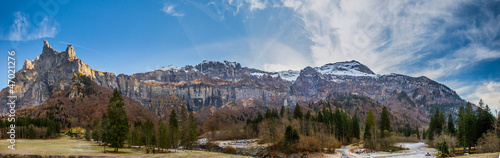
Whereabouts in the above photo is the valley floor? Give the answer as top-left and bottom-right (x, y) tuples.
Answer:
(0, 136), (249, 158)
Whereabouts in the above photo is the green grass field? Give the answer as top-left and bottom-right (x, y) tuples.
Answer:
(0, 136), (249, 158)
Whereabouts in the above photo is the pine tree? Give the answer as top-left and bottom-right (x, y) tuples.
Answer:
(305, 110), (312, 120)
(422, 128), (427, 140)
(187, 113), (198, 149)
(438, 110), (446, 134)
(352, 114), (360, 140)
(280, 105), (285, 118)
(447, 114), (455, 135)
(91, 118), (100, 142)
(143, 118), (154, 153)
(284, 125), (299, 145)
(364, 108), (376, 140)
(132, 121), (144, 147)
(179, 105), (190, 148)
(496, 111), (500, 139)
(157, 120), (168, 151)
(457, 106), (466, 152)
(102, 89), (129, 152)
(265, 108), (272, 119)
(475, 104), (495, 145)
(416, 127), (420, 140)
(84, 126), (91, 140)
(380, 106), (392, 138)
(28, 125), (35, 139)
(271, 108), (279, 118)
(428, 108), (445, 139)
(457, 102), (475, 153)
(168, 109), (179, 148)
(293, 104), (303, 119)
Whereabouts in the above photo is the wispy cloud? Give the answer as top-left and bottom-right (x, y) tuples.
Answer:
(3, 12), (59, 41)
(446, 79), (500, 112)
(246, 0), (267, 11)
(467, 81), (500, 111)
(162, 4), (184, 17)
(412, 44), (500, 79)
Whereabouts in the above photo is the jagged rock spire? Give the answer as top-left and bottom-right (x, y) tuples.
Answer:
(23, 60), (34, 70)
(66, 44), (77, 60)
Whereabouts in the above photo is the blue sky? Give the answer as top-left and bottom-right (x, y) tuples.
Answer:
(1, 0), (499, 111)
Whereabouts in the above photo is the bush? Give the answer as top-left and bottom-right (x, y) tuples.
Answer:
(433, 134), (457, 156)
(364, 136), (417, 151)
(222, 146), (237, 154)
(436, 140), (450, 157)
(476, 131), (500, 153)
(299, 136), (322, 152)
(204, 142), (222, 152)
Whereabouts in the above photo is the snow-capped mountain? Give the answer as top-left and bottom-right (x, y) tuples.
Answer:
(314, 60), (377, 77)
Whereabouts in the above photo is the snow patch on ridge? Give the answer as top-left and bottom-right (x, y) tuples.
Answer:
(158, 65), (180, 71)
(278, 70), (300, 82)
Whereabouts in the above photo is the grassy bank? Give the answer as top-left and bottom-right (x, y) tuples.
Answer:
(455, 152), (499, 158)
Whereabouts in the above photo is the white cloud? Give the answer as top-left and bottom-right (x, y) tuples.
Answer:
(466, 81), (500, 112)
(246, 0), (267, 11)
(162, 4), (184, 17)
(281, 0), (301, 10)
(442, 79), (500, 112)
(4, 12), (59, 41)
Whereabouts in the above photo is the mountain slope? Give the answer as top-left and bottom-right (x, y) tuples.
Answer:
(16, 73), (159, 127)
(1, 40), (466, 127)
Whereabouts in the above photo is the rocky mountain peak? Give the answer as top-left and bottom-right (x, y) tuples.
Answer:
(300, 66), (321, 76)
(43, 40), (51, 49)
(194, 60), (243, 80)
(23, 60), (34, 70)
(32, 40), (81, 71)
(196, 60), (241, 69)
(42, 40), (57, 56)
(65, 44), (77, 60)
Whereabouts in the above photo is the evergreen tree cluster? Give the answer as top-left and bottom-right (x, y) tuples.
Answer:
(125, 108), (198, 153)
(456, 101), (495, 152)
(0, 117), (61, 139)
(426, 100), (497, 154)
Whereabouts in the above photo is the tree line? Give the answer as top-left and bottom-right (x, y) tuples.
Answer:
(0, 117), (61, 139)
(232, 101), (419, 154)
(87, 89), (198, 153)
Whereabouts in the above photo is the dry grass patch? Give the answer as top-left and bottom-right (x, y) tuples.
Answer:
(0, 136), (249, 157)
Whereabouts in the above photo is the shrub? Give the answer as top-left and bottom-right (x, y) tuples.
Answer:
(434, 134), (457, 156)
(223, 146), (237, 154)
(299, 136), (322, 152)
(476, 131), (500, 153)
(436, 140), (450, 157)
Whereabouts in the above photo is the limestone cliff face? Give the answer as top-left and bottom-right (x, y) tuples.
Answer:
(1, 40), (466, 124)
(1, 41), (93, 113)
